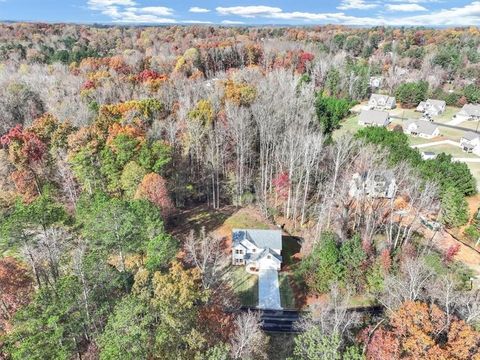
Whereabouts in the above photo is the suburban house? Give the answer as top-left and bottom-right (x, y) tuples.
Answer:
(369, 76), (383, 89)
(421, 151), (437, 160)
(454, 104), (480, 122)
(460, 131), (480, 156)
(416, 99), (446, 116)
(368, 94), (396, 110)
(403, 119), (440, 139)
(232, 229), (282, 271)
(358, 109), (390, 127)
(349, 171), (397, 199)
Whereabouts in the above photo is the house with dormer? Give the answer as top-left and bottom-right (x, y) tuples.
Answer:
(368, 94), (396, 110)
(232, 229), (282, 271)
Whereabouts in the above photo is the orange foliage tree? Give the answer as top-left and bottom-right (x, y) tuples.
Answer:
(365, 301), (480, 359)
(135, 173), (174, 219)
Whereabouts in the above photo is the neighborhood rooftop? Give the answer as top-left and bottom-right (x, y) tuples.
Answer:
(404, 119), (439, 136)
(462, 131), (480, 141)
(232, 229), (282, 250)
(460, 104), (480, 117)
(359, 109), (389, 125)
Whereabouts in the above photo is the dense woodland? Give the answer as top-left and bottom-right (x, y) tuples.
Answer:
(0, 23), (480, 359)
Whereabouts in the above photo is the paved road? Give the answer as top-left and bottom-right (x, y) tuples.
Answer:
(258, 269), (282, 310)
(412, 139), (461, 148)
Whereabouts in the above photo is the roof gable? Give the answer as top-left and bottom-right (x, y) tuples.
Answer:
(233, 229), (282, 250)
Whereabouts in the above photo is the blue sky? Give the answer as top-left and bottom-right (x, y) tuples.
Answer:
(1, 0), (480, 26)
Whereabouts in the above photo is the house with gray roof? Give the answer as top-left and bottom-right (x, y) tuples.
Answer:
(232, 229), (282, 270)
(460, 131), (480, 156)
(358, 109), (390, 127)
(455, 104), (480, 122)
(368, 94), (396, 110)
(403, 119), (440, 139)
(416, 99), (446, 116)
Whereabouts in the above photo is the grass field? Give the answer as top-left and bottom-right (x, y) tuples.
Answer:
(279, 273), (296, 309)
(419, 144), (479, 158)
(228, 265), (258, 307)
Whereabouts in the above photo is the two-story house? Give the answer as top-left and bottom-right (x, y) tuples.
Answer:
(416, 99), (446, 116)
(368, 94), (396, 110)
(232, 229), (282, 271)
(349, 171), (397, 199)
(460, 131), (480, 156)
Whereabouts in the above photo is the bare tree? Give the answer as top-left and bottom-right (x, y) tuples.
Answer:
(230, 311), (268, 360)
(184, 227), (228, 292)
(380, 257), (434, 312)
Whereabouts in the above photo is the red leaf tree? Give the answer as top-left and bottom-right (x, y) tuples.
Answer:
(135, 173), (174, 219)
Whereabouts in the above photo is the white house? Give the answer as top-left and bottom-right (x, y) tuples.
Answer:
(368, 94), (396, 110)
(232, 229), (282, 271)
(416, 99), (446, 116)
(454, 104), (480, 122)
(460, 131), (480, 156)
(349, 171), (397, 199)
(358, 109), (390, 127)
(421, 151), (437, 160)
(403, 119), (440, 139)
(369, 76), (383, 89)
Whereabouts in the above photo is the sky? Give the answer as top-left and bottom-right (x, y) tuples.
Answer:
(1, 0), (480, 26)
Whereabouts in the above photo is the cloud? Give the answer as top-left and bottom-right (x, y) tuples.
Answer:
(216, 6), (282, 18)
(386, 3), (427, 11)
(87, 0), (176, 23)
(221, 20), (246, 24)
(189, 6), (210, 13)
(337, 0), (378, 10)
(87, 0), (136, 9)
(183, 20), (213, 24)
(133, 6), (173, 16)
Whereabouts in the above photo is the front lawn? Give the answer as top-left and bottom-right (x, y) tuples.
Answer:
(279, 273), (296, 309)
(227, 265), (258, 307)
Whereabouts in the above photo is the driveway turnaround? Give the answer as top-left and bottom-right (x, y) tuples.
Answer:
(258, 269), (282, 310)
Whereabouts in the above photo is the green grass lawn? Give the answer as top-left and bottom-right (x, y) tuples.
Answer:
(279, 273), (296, 309)
(227, 265), (258, 307)
(223, 211), (270, 230)
(419, 144), (479, 158)
(455, 119), (480, 131)
(432, 106), (458, 123)
(334, 114), (362, 139)
(466, 163), (480, 191)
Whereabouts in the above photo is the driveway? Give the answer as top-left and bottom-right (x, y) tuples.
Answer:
(258, 269), (282, 310)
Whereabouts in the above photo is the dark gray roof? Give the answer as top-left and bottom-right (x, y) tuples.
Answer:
(232, 229), (282, 250)
(359, 109), (389, 126)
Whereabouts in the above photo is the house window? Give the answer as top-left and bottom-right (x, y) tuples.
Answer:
(267, 255), (271, 259)
(252, 249), (256, 253)
(235, 249), (243, 255)
(235, 259), (243, 265)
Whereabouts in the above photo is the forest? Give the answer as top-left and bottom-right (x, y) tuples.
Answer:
(0, 23), (480, 359)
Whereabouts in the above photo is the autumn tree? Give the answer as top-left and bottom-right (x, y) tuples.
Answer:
(135, 173), (174, 219)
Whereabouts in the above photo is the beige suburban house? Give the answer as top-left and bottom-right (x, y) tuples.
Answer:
(454, 104), (480, 122)
(460, 131), (480, 156)
(358, 109), (390, 127)
(416, 99), (446, 116)
(403, 119), (440, 139)
(368, 94), (396, 110)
